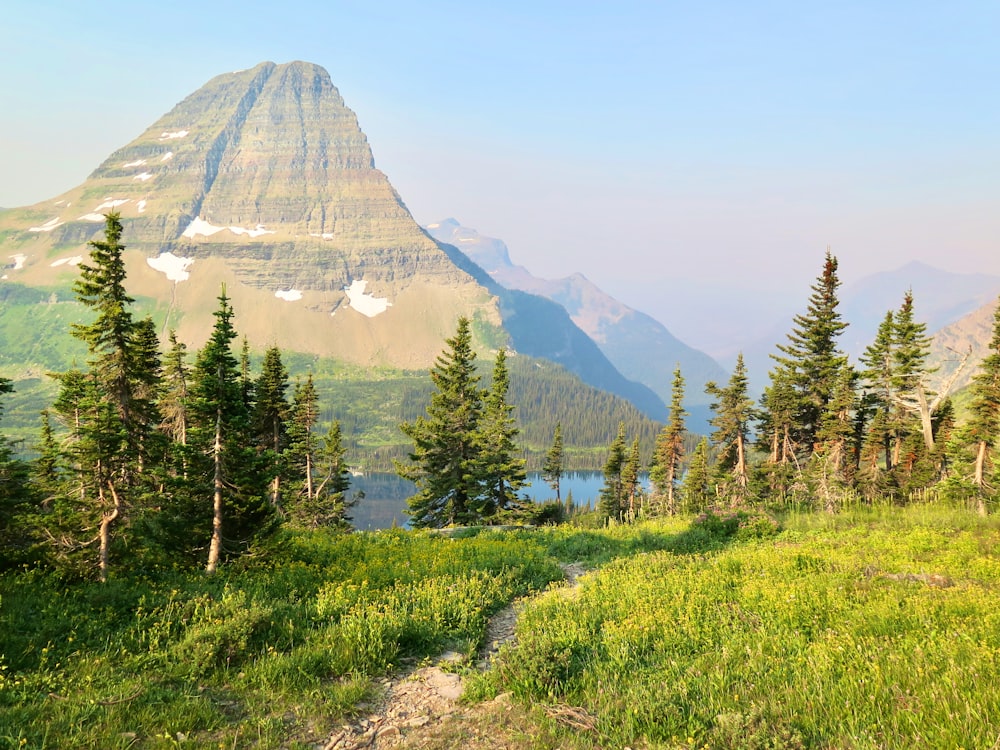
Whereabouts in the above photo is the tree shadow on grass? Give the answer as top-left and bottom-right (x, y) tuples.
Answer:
(543, 509), (781, 567)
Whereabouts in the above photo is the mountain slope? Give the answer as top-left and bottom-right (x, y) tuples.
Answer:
(0, 60), (667, 424)
(425, 219), (727, 407)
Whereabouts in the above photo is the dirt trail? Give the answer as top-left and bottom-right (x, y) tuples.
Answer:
(315, 563), (587, 750)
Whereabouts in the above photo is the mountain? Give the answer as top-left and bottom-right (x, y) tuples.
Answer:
(840, 261), (1000, 359)
(0, 61), (665, 426)
(928, 295), (1000, 395)
(425, 219), (727, 409)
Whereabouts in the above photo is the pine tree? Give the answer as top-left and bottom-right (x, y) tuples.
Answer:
(56, 212), (161, 581)
(650, 367), (686, 515)
(0, 379), (33, 566)
(597, 422), (627, 523)
(160, 331), (190, 449)
(681, 437), (713, 513)
(252, 347), (290, 509)
(541, 423), (564, 503)
(770, 250), (849, 458)
(285, 373), (321, 516)
(621, 437), (642, 517)
(189, 288), (274, 573)
(477, 349), (527, 520)
(312, 421), (356, 529)
(397, 317), (485, 528)
(966, 296), (1000, 512)
(706, 353), (754, 504)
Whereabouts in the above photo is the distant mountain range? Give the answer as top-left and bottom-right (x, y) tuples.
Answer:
(425, 219), (727, 409)
(734, 261), (1000, 394)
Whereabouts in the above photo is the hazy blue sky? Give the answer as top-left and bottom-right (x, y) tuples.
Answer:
(3, 1), (999, 346)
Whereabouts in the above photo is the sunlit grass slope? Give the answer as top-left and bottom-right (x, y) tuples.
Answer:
(477, 506), (1000, 749)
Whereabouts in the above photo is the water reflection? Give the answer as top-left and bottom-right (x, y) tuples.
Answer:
(349, 472), (645, 530)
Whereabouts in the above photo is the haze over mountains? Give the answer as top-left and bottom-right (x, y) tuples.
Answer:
(0, 60), (666, 423)
(426, 219), (727, 407)
(2, 59), (998, 436)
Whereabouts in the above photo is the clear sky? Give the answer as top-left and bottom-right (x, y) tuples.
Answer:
(3, 1), (999, 348)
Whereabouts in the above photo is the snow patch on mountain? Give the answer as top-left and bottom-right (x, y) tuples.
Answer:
(123, 159), (146, 168)
(161, 152), (174, 162)
(229, 224), (275, 238)
(51, 256), (83, 267)
(8, 254), (27, 270)
(182, 217), (275, 239)
(94, 198), (129, 212)
(78, 213), (106, 222)
(344, 279), (391, 317)
(28, 217), (64, 232)
(137, 200), (147, 214)
(275, 289), (303, 301)
(133, 172), (154, 182)
(158, 130), (189, 140)
(147, 253), (194, 282)
(182, 217), (226, 238)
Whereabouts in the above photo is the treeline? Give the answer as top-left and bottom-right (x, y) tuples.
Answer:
(592, 251), (1000, 523)
(0, 215), (355, 578)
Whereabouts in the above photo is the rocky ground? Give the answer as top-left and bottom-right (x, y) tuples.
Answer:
(315, 563), (588, 750)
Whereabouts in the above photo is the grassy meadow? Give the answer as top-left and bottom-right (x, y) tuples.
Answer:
(2, 504), (1000, 748)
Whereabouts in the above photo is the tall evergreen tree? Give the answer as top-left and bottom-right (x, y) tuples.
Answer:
(621, 437), (642, 517)
(252, 346), (290, 509)
(770, 250), (849, 458)
(597, 422), (628, 523)
(0, 379), (33, 566)
(397, 317), (485, 528)
(706, 353), (754, 504)
(477, 349), (527, 520)
(55, 212), (160, 580)
(189, 288), (274, 573)
(541, 423), (564, 503)
(285, 373), (321, 515)
(650, 367), (686, 515)
(966, 297), (1000, 512)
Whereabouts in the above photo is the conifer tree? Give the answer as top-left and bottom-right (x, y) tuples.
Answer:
(621, 437), (642, 517)
(160, 331), (190, 449)
(597, 422), (627, 522)
(650, 367), (686, 515)
(966, 297), (1000, 511)
(285, 374), (321, 512)
(680, 437), (713, 513)
(541, 423), (564, 503)
(397, 317), (484, 527)
(706, 353), (754, 503)
(477, 349), (527, 520)
(311, 421), (356, 529)
(770, 250), (849, 457)
(252, 346), (290, 509)
(55, 212), (161, 580)
(0, 379), (32, 566)
(189, 288), (274, 573)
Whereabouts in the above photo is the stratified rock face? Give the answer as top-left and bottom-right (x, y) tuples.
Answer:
(426, 219), (728, 406)
(0, 62), (496, 367)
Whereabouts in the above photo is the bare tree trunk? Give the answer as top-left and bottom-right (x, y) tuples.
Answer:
(974, 440), (989, 516)
(916, 385), (935, 453)
(206, 412), (224, 575)
(98, 481), (122, 583)
(305, 453), (314, 501)
(735, 434), (748, 487)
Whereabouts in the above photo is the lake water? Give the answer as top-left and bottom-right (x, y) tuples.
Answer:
(349, 471), (646, 530)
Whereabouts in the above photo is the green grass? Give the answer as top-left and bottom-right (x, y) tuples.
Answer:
(3, 506), (1000, 749)
(473, 505), (1000, 749)
(0, 529), (561, 749)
